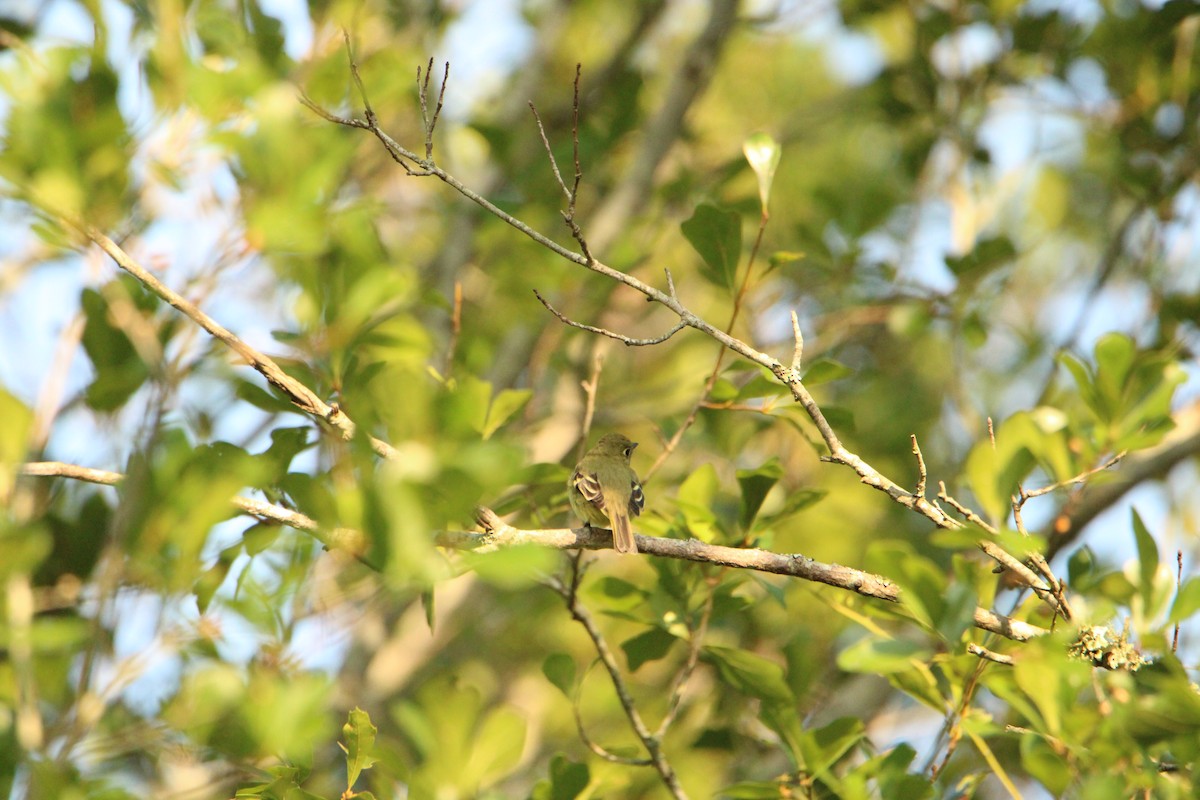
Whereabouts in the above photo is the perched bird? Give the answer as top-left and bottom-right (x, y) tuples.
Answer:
(569, 433), (644, 554)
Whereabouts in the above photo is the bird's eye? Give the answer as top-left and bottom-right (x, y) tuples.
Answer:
(623, 447), (632, 457)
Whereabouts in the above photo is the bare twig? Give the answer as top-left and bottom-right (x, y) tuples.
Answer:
(529, 65), (593, 261)
(938, 481), (997, 534)
(1021, 451), (1126, 500)
(416, 57), (449, 160)
(656, 583), (715, 737)
(1173, 550), (1183, 653)
(64, 226), (398, 461)
(579, 351), (605, 453)
(789, 310), (803, 374)
(546, 572), (689, 799)
(534, 290), (687, 346)
(978, 540), (1071, 622)
(444, 280), (463, 375)
(28, 312), (86, 454)
(967, 642), (1014, 665)
(911, 434), (928, 499)
(569, 659), (648, 764)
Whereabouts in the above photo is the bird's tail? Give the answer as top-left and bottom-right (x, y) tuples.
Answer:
(602, 488), (638, 554)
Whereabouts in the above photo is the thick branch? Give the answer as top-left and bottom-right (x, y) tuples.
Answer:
(472, 508), (1045, 642)
(23, 462), (1046, 642)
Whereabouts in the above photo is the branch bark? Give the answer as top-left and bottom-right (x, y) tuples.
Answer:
(67, 225), (399, 462)
(18, 463), (1048, 643)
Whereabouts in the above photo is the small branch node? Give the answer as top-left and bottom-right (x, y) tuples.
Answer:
(789, 310), (804, 374)
(910, 434), (927, 498)
(967, 642), (1014, 665)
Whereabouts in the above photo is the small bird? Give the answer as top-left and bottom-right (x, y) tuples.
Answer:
(569, 433), (644, 554)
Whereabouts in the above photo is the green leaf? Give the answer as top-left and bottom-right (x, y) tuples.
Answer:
(703, 646), (795, 702)
(865, 542), (945, 630)
(1169, 577), (1200, 623)
(542, 654), (576, 696)
(1020, 733), (1071, 796)
(801, 358), (853, 386)
(586, 577), (647, 613)
(1131, 508), (1158, 604)
(621, 627), (676, 671)
(717, 780), (792, 798)
(342, 707), (379, 790)
(241, 522), (282, 556)
(935, 581), (978, 645)
(675, 462), (721, 542)
(80, 286), (151, 411)
(837, 637), (932, 674)
(704, 645), (803, 764)
(767, 250), (804, 271)
(461, 545), (558, 589)
(532, 754), (590, 800)
(483, 388), (532, 440)
(944, 235), (1015, 278)
(681, 204), (742, 289)
(465, 707), (526, 786)
(737, 459), (783, 530)
(0, 386), (34, 485)
(1094, 332), (1135, 411)
(800, 717), (865, 782)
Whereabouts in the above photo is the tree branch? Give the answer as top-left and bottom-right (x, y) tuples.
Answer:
(64, 225), (398, 462)
(22, 462), (1047, 642)
(306, 52), (964, 531)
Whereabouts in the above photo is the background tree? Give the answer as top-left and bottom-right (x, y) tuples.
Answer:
(1, 1), (1198, 798)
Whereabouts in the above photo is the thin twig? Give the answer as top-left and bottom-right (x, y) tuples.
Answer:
(570, 659), (648, 764)
(655, 583), (716, 737)
(529, 102), (571, 202)
(444, 280), (463, 375)
(911, 434), (927, 499)
(417, 57), (449, 160)
(1173, 551), (1183, 654)
(68, 226), (398, 461)
(546, 573), (689, 799)
(967, 642), (1014, 665)
(308, 45), (967, 530)
(534, 290), (687, 346)
(1021, 451), (1126, 500)
(579, 351), (605, 453)
(978, 540), (1071, 621)
(937, 481), (997, 534)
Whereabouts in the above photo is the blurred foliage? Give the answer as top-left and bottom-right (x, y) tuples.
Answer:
(1, 0), (1199, 798)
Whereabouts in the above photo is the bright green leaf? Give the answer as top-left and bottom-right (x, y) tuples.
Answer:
(1169, 577), (1200, 624)
(342, 707), (379, 790)
(483, 388), (532, 439)
(837, 637), (931, 674)
(1131, 508), (1158, 606)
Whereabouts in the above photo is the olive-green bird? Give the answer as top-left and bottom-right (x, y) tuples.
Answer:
(569, 433), (644, 554)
